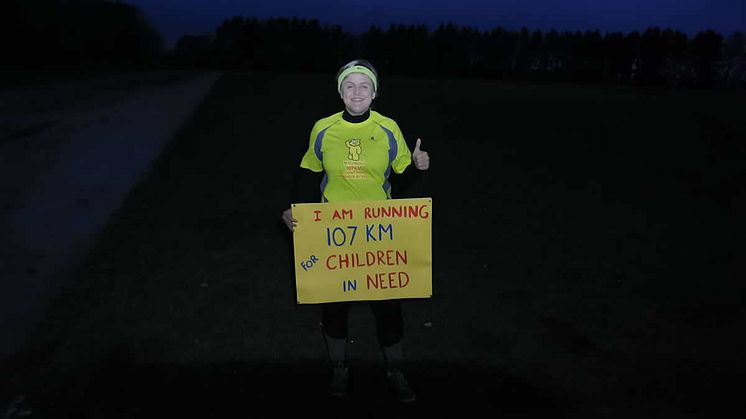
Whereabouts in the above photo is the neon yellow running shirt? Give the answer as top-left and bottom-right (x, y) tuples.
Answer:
(300, 111), (412, 202)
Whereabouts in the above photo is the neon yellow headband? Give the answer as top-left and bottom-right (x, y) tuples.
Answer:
(337, 65), (378, 93)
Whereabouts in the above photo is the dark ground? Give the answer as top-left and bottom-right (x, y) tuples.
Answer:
(1, 72), (744, 418)
(0, 70), (219, 359)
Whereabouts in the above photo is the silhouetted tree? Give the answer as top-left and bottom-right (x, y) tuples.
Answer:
(603, 32), (634, 82)
(721, 32), (746, 88)
(723, 32), (746, 59)
(637, 27), (667, 85)
(381, 24), (433, 76)
(480, 26), (514, 79)
(569, 30), (604, 81)
(691, 30), (723, 87)
(1, 0), (163, 67)
(211, 16), (346, 71)
(433, 23), (471, 77)
(358, 25), (387, 69)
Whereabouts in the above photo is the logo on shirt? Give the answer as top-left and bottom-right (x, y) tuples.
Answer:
(345, 139), (362, 161)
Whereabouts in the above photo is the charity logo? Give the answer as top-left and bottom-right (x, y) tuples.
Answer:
(345, 139), (362, 161)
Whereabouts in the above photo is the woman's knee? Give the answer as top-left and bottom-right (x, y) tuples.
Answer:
(371, 300), (403, 345)
(322, 302), (350, 338)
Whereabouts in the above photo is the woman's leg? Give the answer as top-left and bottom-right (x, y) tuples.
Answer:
(369, 299), (404, 367)
(370, 299), (416, 402)
(321, 302), (351, 364)
(321, 302), (352, 397)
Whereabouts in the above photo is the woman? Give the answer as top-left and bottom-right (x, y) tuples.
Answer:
(282, 59), (429, 403)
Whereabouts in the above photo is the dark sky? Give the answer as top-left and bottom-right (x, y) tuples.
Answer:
(124, 0), (745, 47)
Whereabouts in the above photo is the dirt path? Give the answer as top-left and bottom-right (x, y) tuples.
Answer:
(0, 70), (221, 359)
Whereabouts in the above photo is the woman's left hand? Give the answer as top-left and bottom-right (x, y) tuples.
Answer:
(413, 138), (430, 170)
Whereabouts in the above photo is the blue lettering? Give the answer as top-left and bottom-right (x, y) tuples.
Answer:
(380, 224), (393, 241)
(366, 224), (377, 242)
(343, 279), (358, 292)
(300, 255), (318, 271)
(366, 224), (394, 242)
(327, 226), (358, 246)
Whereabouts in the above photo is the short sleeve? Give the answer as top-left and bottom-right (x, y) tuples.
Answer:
(390, 122), (412, 174)
(299, 121), (324, 172)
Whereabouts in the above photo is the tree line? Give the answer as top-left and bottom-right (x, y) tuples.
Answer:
(1, 0), (164, 67)
(174, 16), (746, 88)
(1, 1), (743, 89)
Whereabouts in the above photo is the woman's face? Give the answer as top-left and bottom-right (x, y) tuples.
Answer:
(340, 73), (375, 116)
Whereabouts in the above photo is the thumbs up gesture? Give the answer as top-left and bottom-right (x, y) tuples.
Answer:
(412, 138), (430, 170)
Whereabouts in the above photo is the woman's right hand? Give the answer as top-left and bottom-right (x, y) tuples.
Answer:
(281, 208), (297, 231)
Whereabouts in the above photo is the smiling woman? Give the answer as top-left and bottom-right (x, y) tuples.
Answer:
(280, 58), (430, 403)
(340, 72), (376, 115)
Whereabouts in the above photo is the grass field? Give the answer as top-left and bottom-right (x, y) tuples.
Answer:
(2, 72), (744, 417)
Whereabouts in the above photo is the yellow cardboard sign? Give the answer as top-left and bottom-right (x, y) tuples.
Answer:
(292, 198), (432, 304)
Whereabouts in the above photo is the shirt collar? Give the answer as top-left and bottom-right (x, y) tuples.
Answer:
(343, 109), (371, 123)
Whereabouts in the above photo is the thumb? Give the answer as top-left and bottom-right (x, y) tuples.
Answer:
(414, 138), (422, 152)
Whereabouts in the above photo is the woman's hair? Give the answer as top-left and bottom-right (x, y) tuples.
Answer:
(336, 59), (379, 94)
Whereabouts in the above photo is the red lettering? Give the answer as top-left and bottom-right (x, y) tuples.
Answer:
(338, 254), (349, 269)
(387, 272), (398, 289)
(377, 250), (385, 265)
(420, 205), (430, 219)
(351, 253), (359, 267)
(314, 210), (321, 222)
(366, 271), (410, 289)
(332, 209), (353, 220)
(366, 273), (378, 289)
(398, 271), (410, 287)
(395, 250), (408, 265)
(326, 255), (336, 270)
